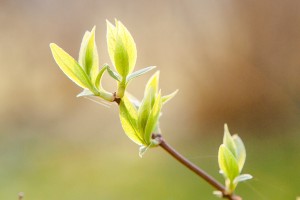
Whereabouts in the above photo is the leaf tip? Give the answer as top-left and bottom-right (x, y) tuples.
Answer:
(49, 43), (57, 50)
(90, 26), (96, 36)
(106, 19), (115, 30)
(155, 70), (160, 76)
(224, 123), (229, 132)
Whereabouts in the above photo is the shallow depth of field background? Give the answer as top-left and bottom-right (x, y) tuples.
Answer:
(1, 0), (300, 199)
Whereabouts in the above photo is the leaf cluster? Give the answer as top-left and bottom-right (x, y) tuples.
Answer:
(50, 20), (177, 155)
(217, 124), (252, 195)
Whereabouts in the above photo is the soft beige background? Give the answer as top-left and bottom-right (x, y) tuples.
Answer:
(0, 0), (299, 199)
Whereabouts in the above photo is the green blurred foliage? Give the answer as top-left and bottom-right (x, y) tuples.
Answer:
(0, 130), (299, 199)
(1, 0), (300, 199)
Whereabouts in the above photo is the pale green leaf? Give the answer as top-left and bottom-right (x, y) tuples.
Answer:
(114, 35), (129, 77)
(126, 66), (156, 83)
(145, 71), (160, 106)
(119, 95), (144, 145)
(107, 66), (122, 82)
(139, 145), (150, 158)
(218, 144), (239, 182)
(126, 92), (141, 109)
(144, 92), (162, 145)
(232, 134), (246, 172)
(106, 20), (117, 67)
(106, 20), (137, 78)
(50, 43), (94, 91)
(78, 31), (90, 66)
(162, 89), (178, 104)
(77, 89), (94, 97)
(223, 124), (237, 157)
(233, 174), (253, 184)
(138, 87), (153, 134)
(116, 20), (137, 74)
(95, 65), (108, 90)
(78, 27), (99, 83)
(86, 27), (99, 82)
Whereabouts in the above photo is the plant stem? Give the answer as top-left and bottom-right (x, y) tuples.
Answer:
(153, 134), (242, 200)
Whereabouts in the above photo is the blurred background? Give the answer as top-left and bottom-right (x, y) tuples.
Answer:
(1, 0), (300, 199)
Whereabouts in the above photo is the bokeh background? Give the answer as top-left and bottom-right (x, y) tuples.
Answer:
(1, 0), (300, 199)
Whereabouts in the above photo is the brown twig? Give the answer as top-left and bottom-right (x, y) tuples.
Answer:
(152, 134), (242, 200)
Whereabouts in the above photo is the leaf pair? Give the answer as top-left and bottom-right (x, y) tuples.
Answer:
(50, 27), (114, 101)
(119, 72), (177, 156)
(218, 124), (252, 194)
(50, 20), (178, 155)
(106, 20), (156, 98)
(107, 20), (136, 79)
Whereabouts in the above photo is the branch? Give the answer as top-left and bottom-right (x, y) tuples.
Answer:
(152, 134), (242, 200)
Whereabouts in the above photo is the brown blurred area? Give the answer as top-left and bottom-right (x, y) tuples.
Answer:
(1, 0), (300, 137)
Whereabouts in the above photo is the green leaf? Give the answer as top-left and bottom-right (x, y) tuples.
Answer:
(162, 89), (178, 104)
(77, 89), (94, 97)
(218, 144), (239, 182)
(107, 66), (122, 82)
(126, 66), (156, 83)
(139, 145), (150, 157)
(233, 174), (253, 184)
(138, 87), (154, 134)
(114, 36), (129, 77)
(126, 92), (141, 109)
(232, 134), (246, 172)
(78, 27), (99, 83)
(95, 65), (108, 90)
(145, 71), (160, 106)
(78, 31), (90, 65)
(106, 20), (116, 55)
(119, 95), (145, 145)
(144, 92), (162, 144)
(223, 124), (237, 157)
(81, 27), (99, 83)
(50, 43), (94, 91)
(106, 20), (137, 78)
(116, 20), (137, 75)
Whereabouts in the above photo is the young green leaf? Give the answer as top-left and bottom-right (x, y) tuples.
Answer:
(78, 27), (99, 83)
(78, 31), (90, 66)
(233, 174), (253, 184)
(107, 66), (122, 82)
(116, 20), (137, 74)
(92, 65), (114, 102)
(162, 90), (179, 104)
(137, 87), (154, 134)
(95, 65), (108, 90)
(232, 134), (246, 172)
(126, 92), (141, 109)
(223, 124), (237, 157)
(144, 92), (162, 144)
(50, 43), (95, 92)
(119, 95), (145, 145)
(114, 36), (129, 77)
(106, 19), (137, 78)
(126, 66), (156, 83)
(145, 71), (160, 106)
(77, 89), (94, 97)
(218, 144), (239, 182)
(106, 20), (116, 55)
(139, 145), (150, 157)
